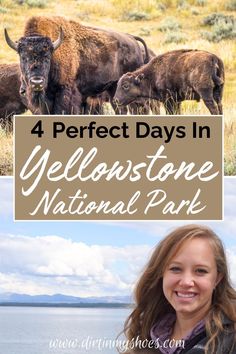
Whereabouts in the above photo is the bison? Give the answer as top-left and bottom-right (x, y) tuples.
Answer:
(114, 49), (224, 115)
(0, 63), (27, 131)
(110, 45), (160, 115)
(4, 16), (150, 115)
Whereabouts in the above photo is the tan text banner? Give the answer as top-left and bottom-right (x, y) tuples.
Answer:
(14, 115), (222, 220)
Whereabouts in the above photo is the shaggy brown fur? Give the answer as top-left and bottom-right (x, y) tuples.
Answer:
(0, 63), (27, 130)
(24, 16), (113, 85)
(114, 49), (224, 115)
(6, 16), (150, 114)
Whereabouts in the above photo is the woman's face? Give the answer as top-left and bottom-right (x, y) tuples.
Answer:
(163, 237), (221, 320)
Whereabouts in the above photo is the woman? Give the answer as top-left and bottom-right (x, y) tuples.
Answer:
(122, 225), (236, 354)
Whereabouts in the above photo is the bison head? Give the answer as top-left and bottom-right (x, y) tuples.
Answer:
(113, 72), (145, 107)
(4, 28), (63, 98)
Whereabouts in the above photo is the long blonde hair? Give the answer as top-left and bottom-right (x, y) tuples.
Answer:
(124, 224), (236, 353)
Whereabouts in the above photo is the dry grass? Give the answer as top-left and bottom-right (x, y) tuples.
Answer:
(224, 120), (236, 175)
(0, 0), (235, 175)
(0, 128), (13, 176)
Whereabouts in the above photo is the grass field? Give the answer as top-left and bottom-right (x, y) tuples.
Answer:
(0, 0), (235, 175)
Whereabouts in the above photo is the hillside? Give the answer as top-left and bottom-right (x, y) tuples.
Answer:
(0, 292), (132, 306)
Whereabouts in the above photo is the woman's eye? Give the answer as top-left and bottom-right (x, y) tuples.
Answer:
(196, 268), (208, 274)
(122, 84), (129, 90)
(169, 267), (181, 272)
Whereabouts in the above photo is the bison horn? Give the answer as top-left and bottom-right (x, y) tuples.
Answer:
(4, 28), (18, 52)
(52, 27), (64, 50)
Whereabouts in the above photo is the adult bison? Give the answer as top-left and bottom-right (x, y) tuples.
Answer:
(4, 16), (150, 115)
(0, 63), (27, 131)
(114, 49), (224, 115)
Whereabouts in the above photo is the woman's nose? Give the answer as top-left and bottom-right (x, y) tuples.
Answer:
(178, 273), (194, 287)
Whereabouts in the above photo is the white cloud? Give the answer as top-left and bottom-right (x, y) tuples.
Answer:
(226, 248), (236, 287)
(0, 233), (235, 297)
(0, 178), (13, 217)
(0, 178), (236, 297)
(0, 234), (151, 296)
(224, 177), (236, 195)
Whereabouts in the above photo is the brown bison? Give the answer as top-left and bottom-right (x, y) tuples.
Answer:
(110, 45), (160, 115)
(0, 63), (27, 130)
(114, 49), (224, 115)
(4, 16), (150, 115)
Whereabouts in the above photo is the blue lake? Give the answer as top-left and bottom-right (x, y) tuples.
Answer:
(0, 306), (131, 354)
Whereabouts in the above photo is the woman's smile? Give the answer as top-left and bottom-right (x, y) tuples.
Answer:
(163, 237), (221, 320)
(175, 291), (198, 299)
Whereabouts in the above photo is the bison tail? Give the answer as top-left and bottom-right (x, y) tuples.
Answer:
(212, 58), (224, 86)
(133, 35), (150, 64)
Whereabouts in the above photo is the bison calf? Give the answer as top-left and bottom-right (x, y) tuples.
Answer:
(114, 49), (224, 115)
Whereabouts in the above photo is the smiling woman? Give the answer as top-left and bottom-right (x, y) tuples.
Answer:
(121, 225), (236, 354)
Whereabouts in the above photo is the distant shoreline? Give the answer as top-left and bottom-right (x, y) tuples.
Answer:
(0, 302), (132, 308)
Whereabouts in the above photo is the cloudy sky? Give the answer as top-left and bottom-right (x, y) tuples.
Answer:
(0, 177), (236, 297)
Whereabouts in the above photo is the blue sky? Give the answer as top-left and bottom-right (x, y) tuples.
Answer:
(0, 177), (236, 296)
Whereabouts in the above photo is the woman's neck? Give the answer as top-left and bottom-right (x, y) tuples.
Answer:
(171, 312), (206, 340)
